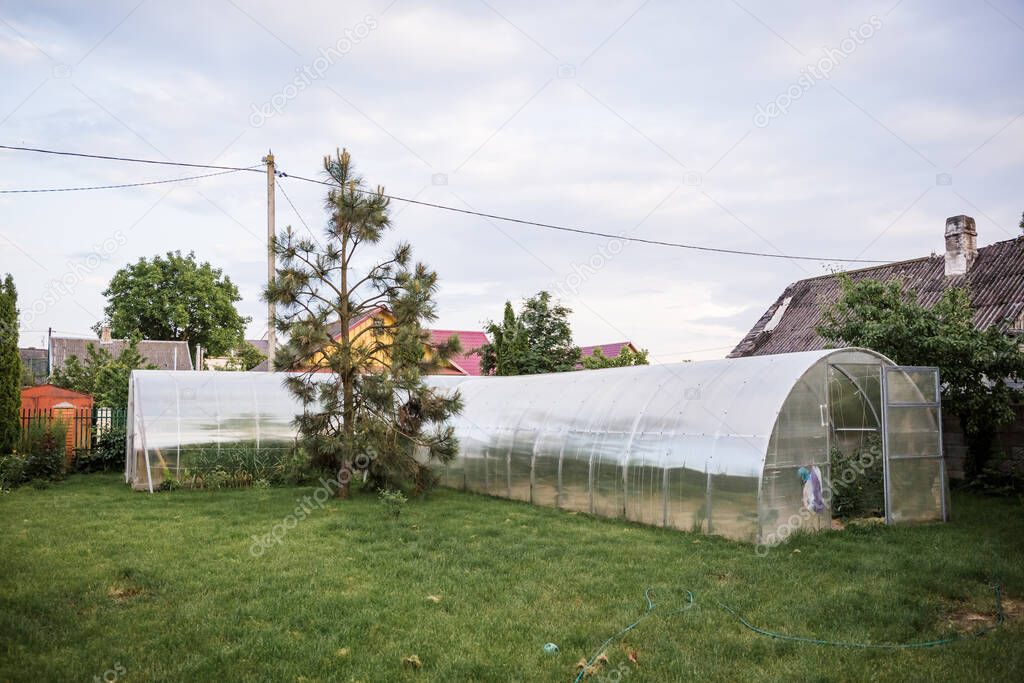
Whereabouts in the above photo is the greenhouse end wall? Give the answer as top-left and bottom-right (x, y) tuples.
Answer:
(125, 348), (948, 543)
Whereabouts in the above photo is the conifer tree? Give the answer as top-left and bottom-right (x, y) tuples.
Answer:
(0, 275), (20, 453)
(264, 149), (462, 497)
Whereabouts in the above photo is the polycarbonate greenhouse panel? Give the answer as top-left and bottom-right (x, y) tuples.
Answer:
(882, 365), (948, 524)
(126, 371), (314, 491)
(126, 348), (949, 543)
(424, 348), (940, 543)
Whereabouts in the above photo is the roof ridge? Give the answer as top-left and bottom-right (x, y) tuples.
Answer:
(51, 336), (188, 344)
(791, 236), (1024, 285)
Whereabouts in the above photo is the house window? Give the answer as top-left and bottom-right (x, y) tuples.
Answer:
(373, 318), (385, 335)
(1012, 309), (1024, 334)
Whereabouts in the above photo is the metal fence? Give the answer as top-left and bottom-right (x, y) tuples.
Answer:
(20, 407), (127, 453)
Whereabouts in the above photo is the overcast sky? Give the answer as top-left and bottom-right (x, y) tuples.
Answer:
(2, 0), (1022, 362)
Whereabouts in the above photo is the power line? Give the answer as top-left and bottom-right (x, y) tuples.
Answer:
(0, 144), (263, 173)
(1, 143), (890, 264)
(277, 170), (889, 264)
(0, 166), (258, 194)
(276, 176), (319, 242)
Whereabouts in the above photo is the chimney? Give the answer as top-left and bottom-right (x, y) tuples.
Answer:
(100, 326), (112, 343)
(944, 215), (977, 277)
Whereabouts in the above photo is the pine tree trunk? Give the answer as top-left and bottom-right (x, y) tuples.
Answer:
(336, 460), (351, 498)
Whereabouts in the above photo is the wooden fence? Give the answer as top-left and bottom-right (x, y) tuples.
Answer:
(19, 407), (127, 455)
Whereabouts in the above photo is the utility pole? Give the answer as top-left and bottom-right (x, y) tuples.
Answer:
(264, 151), (276, 371)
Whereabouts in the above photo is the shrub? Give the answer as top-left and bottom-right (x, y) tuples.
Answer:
(18, 420), (66, 482)
(0, 453), (26, 490)
(963, 447), (1024, 496)
(377, 488), (408, 518)
(75, 427), (126, 473)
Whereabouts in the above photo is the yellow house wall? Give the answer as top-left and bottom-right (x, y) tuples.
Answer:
(308, 310), (452, 372)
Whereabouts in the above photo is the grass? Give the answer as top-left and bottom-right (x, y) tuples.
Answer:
(0, 475), (1022, 682)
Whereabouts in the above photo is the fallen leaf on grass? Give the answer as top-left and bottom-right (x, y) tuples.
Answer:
(426, 594), (442, 603)
(336, 647), (350, 657)
(403, 655), (422, 669)
(627, 649), (639, 665)
(575, 658), (588, 671)
(595, 653), (609, 665)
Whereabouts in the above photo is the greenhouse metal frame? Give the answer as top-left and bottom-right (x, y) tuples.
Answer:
(125, 348), (948, 543)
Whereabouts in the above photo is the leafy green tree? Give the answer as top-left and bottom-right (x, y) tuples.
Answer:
(581, 346), (650, 369)
(51, 339), (156, 409)
(0, 275), (19, 453)
(479, 291), (580, 375)
(479, 302), (528, 376)
(20, 363), (36, 387)
(97, 251), (248, 356)
(264, 148), (462, 498)
(219, 341), (266, 371)
(817, 276), (1024, 479)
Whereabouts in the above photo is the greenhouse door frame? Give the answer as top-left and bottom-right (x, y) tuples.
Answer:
(879, 364), (948, 525)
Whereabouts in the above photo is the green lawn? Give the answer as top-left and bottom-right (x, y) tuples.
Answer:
(1, 475), (1022, 682)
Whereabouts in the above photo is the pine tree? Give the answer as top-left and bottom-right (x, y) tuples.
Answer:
(0, 275), (20, 453)
(264, 149), (462, 497)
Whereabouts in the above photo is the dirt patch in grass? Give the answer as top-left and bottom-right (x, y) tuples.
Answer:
(943, 595), (1023, 635)
(107, 583), (147, 602)
(107, 567), (158, 603)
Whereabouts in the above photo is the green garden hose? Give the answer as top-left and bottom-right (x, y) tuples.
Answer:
(572, 588), (694, 683)
(572, 584), (1004, 680)
(717, 583), (1004, 649)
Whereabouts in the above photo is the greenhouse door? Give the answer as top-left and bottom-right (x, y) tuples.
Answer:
(880, 366), (948, 524)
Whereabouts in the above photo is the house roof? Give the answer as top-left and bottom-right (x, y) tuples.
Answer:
(50, 336), (194, 371)
(254, 320), (490, 376)
(21, 383), (93, 400)
(729, 236), (1024, 358)
(427, 329), (489, 376)
(246, 339), (269, 354)
(580, 342), (637, 359)
(19, 347), (47, 362)
(325, 306), (389, 339)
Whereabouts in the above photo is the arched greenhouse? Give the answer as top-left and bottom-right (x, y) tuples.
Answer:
(125, 348), (948, 543)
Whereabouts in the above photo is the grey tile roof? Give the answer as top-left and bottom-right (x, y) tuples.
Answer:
(246, 339), (269, 354)
(49, 337), (194, 372)
(19, 347), (48, 383)
(730, 237), (1024, 357)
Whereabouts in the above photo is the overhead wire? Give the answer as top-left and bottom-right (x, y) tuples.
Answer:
(276, 176), (322, 247)
(276, 170), (889, 264)
(0, 144), (263, 173)
(0, 166), (259, 193)
(0, 144), (891, 264)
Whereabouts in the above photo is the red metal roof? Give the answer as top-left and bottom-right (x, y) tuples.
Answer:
(579, 342), (637, 360)
(427, 329), (489, 376)
(729, 237), (1024, 357)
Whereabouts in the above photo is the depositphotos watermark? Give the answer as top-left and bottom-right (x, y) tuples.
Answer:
(21, 230), (127, 329)
(249, 15), (378, 127)
(92, 662), (126, 683)
(753, 16), (883, 128)
(248, 453), (374, 557)
(755, 444), (879, 556)
(551, 235), (625, 299)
